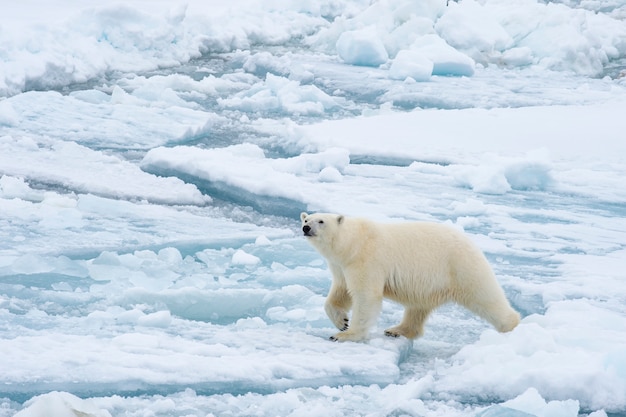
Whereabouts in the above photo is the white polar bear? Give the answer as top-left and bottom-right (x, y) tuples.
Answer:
(300, 212), (520, 342)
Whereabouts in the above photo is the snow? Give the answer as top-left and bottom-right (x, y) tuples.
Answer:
(2, 0), (626, 416)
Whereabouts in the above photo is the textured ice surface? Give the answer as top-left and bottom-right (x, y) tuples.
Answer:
(1, 1), (626, 416)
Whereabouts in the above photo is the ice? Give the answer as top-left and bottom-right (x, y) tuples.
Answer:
(440, 0), (626, 75)
(430, 301), (626, 412)
(336, 28), (390, 67)
(309, 0), (626, 77)
(388, 35), (476, 80)
(0, 137), (209, 205)
(476, 405), (537, 417)
(436, 0), (513, 54)
(2, 0), (626, 416)
(218, 73), (342, 115)
(389, 50), (434, 81)
(14, 391), (111, 417)
(410, 34), (476, 77)
(141, 144), (353, 216)
(3, 88), (220, 150)
(502, 388), (580, 417)
(0, 100), (19, 126)
(1, 287), (409, 405)
(0, 1), (330, 96)
(475, 387), (590, 417)
(1, 237), (411, 405)
(231, 249), (261, 266)
(0, 176), (42, 201)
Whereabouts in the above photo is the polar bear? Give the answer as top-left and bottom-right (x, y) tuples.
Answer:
(301, 212), (520, 342)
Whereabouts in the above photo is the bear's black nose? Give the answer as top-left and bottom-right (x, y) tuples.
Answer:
(302, 225), (311, 235)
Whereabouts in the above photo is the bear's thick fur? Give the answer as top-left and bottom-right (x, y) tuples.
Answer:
(301, 212), (520, 342)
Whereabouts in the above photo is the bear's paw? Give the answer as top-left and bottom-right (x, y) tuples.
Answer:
(384, 324), (421, 340)
(329, 329), (368, 342)
(341, 317), (349, 331)
(384, 329), (402, 338)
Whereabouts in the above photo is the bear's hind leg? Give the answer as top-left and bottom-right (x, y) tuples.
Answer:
(484, 303), (520, 333)
(384, 307), (430, 340)
(458, 288), (520, 333)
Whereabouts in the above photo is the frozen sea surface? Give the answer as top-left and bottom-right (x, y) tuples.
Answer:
(1, 1), (626, 416)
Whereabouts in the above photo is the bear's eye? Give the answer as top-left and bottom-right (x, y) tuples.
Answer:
(318, 220), (324, 224)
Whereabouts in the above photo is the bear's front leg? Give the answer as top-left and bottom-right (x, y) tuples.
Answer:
(330, 293), (382, 342)
(324, 298), (350, 331)
(325, 265), (352, 331)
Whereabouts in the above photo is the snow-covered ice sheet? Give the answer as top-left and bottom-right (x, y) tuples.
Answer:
(1, 0), (626, 416)
(1, 315), (409, 401)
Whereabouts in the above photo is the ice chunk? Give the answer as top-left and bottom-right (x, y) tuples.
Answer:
(232, 249), (261, 266)
(436, 0), (512, 54)
(157, 247), (183, 265)
(500, 47), (534, 68)
(453, 164), (512, 195)
(10, 254), (54, 275)
(137, 310), (172, 328)
(0, 135), (209, 205)
(270, 147), (350, 175)
(92, 251), (121, 266)
(410, 35), (475, 77)
(0, 100), (19, 126)
(318, 166), (343, 183)
(336, 28), (389, 67)
(255, 235), (272, 246)
(14, 391), (111, 417)
(504, 161), (552, 191)
(453, 152), (553, 194)
(503, 388), (579, 417)
(243, 51), (290, 77)
(0, 175), (43, 201)
(142, 144), (352, 216)
(476, 405), (536, 417)
(235, 317), (268, 330)
(70, 89), (110, 104)
(389, 50), (434, 81)
(218, 74), (341, 116)
(385, 15), (438, 58)
(450, 198), (488, 216)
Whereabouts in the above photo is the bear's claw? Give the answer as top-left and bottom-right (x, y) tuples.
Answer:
(384, 330), (400, 338)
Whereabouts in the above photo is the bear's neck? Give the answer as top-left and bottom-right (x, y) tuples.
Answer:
(320, 219), (372, 266)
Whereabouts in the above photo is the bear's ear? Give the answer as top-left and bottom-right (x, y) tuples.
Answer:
(337, 215), (344, 224)
(300, 212), (309, 222)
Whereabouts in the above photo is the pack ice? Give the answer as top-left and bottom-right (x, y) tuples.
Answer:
(1, 0), (626, 416)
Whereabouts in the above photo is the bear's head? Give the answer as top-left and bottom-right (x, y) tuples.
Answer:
(300, 212), (344, 241)
(301, 212), (360, 263)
